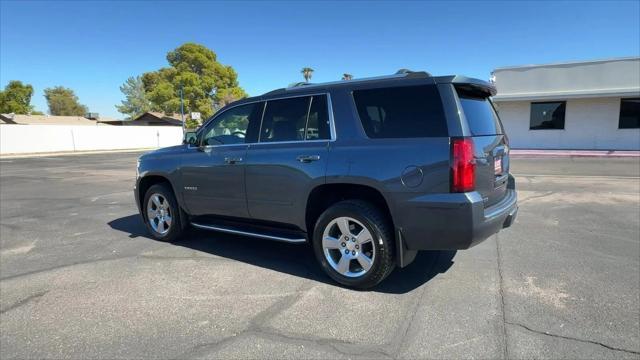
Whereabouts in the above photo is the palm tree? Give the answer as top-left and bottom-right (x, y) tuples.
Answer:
(342, 73), (353, 80)
(301, 67), (314, 83)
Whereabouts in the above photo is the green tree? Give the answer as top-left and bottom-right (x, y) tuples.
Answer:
(342, 73), (353, 80)
(301, 67), (314, 82)
(141, 43), (247, 124)
(116, 76), (151, 119)
(185, 118), (199, 130)
(214, 87), (247, 111)
(44, 86), (88, 116)
(0, 80), (34, 114)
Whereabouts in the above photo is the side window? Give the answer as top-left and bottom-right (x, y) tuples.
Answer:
(364, 106), (385, 134)
(201, 103), (259, 146)
(260, 97), (310, 142)
(352, 85), (448, 138)
(306, 95), (331, 140)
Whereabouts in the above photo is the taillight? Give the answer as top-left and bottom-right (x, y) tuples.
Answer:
(451, 137), (475, 193)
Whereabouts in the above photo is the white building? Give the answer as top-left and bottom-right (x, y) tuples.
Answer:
(492, 57), (640, 150)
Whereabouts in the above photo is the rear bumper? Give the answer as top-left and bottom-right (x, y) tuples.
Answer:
(395, 177), (518, 250)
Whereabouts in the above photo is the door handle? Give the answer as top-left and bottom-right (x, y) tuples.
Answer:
(296, 155), (321, 163)
(224, 157), (243, 164)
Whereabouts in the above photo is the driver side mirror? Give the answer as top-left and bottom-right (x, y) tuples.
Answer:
(183, 131), (198, 146)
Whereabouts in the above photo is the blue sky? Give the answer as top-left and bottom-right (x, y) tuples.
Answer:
(1, 0), (639, 119)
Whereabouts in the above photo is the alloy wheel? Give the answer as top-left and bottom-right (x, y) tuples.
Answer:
(147, 193), (172, 235)
(322, 216), (376, 278)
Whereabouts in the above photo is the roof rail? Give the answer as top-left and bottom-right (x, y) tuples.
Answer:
(289, 82), (313, 88)
(396, 68), (432, 76)
(276, 70), (431, 93)
(262, 88), (286, 96)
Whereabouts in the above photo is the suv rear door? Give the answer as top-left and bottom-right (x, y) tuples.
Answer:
(244, 94), (332, 228)
(455, 85), (509, 207)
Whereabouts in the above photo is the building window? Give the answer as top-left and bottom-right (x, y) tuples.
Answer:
(619, 98), (640, 129)
(530, 101), (566, 130)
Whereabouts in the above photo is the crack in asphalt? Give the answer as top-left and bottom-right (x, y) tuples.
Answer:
(0, 255), (138, 282)
(138, 254), (235, 262)
(389, 250), (444, 358)
(186, 328), (393, 359)
(3, 244), (395, 358)
(252, 328), (393, 359)
(0, 222), (21, 230)
(245, 278), (394, 358)
(506, 321), (640, 355)
(0, 291), (48, 314)
(182, 280), (395, 359)
(495, 235), (510, 359)
(496, 236), (639, 357)
(0, 252), (245, 282)
(391, 267), (430, 356)
(518, 190), (555, 204)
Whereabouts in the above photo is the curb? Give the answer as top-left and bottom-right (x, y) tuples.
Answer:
(510, 150), (640, 158)
(0, 148), (155, 159)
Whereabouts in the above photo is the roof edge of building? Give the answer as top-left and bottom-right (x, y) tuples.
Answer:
(493, 56), (640, 72)
(493, 87), (640, 102)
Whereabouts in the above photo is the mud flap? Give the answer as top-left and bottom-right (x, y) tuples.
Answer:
(396, 228), (418, 268)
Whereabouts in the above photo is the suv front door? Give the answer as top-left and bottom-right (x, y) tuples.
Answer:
(245, 94), (332, 228)
(180, 102), (263, 218)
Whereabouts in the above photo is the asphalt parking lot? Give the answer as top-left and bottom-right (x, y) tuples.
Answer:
(1, 152), (638, 359)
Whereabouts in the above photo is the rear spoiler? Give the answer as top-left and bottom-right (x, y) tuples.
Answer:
(433, 75), (497, 97)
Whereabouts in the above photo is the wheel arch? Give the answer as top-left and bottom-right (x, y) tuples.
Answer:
(305, 183), (394, 236)
(137, 174), (179, 213)
(305, 182), (418, 268)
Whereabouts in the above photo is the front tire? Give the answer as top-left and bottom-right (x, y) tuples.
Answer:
(143, 183), (184, 242)
(313, 200), (395, 289)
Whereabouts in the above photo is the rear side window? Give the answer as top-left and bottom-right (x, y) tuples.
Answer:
(456, 88), (504, 135)
(306, 95), (331, 140)
(260, 96), (310, 142)
(352, 85), (447, 138)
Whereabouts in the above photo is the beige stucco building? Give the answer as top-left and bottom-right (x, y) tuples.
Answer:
(492, 57), (640, 150)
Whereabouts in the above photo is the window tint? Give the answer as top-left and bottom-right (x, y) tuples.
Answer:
(260, 97), (310, 142)
(530, 102), (566, 130)
(201, 103), (258, 146)
(306, 95), (330, 140)
(352, 85), (447, 138)
(456, 90), (504, 136)
(619, 98), (640, 129)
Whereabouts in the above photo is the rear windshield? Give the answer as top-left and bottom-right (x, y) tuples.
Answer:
(352, 85), (448, 138)
(456, 87), (504, 136)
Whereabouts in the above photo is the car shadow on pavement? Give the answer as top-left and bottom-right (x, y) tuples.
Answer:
(108, 214), (457, 294)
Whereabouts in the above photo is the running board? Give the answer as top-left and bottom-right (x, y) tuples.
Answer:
(191, 222), (307, 243)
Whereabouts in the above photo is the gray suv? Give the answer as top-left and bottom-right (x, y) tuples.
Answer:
(135, 71), (518, 289)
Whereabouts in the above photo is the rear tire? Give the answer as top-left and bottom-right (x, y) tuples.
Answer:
(312, 200), (395, 289)
(143, 183), (184, 242)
